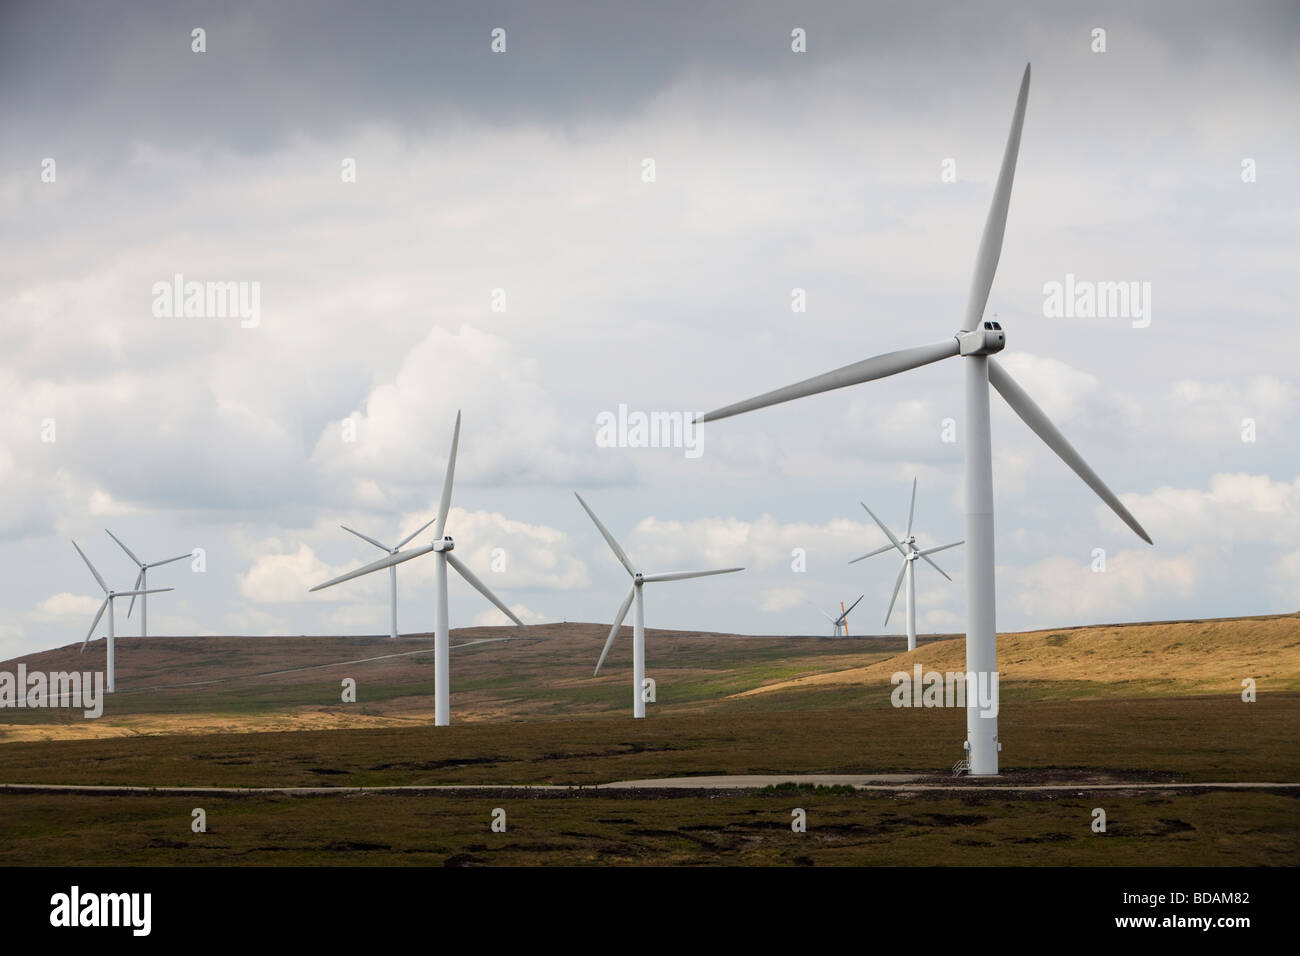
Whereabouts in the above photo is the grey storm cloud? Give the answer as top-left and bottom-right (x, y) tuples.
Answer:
(3, 0), (1296, 152)
(0, 0), (1297, 657)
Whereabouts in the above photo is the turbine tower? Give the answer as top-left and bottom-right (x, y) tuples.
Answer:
(338, 515), (436, 639)
(851, 478), (962, 652)
(72, 541), (172, 693)
(575, 493), (743, 718)
(694, 64), (1152, 775)
(105, 530), (189, 638)
(309, 412), (524, 725)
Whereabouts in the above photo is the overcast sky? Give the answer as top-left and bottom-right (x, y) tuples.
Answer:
(2, 0), (1297, 658)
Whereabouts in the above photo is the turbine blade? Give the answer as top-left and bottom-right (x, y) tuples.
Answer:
(848, 543), (897, 564)
(148, 553), (192, 568)
(806, 599), (838, 624)
(574, 492), (634, 576)
(118, 588), (174, 596)
(919, 553), (952, 582)
(883, 560), (908, 625)
(989, 359), (1153, 544)
(918, 541), (963, 557)
(818, 609), (839, 624)
(309, 543), (436, 592)
(905, 478), (917, 537)
(395, 516), (437, 550)
(961, 63), (1031, 331)
(843, 594), (865, 617)
(860, 503), (906, 555)
(641, 567), (744, 583)
(433, 411), (461, 539)
(446, 553), (524, 626)
(71, 541), (108, 593)
(595, 585), (636, 676)
(918, 540), (961, 581)
(83, 596), (109, 647)
(104, 529), (142, 566)
(342, 525), (391, 552)
(696, 340), (961, 424)
(126, 569), (144, 618)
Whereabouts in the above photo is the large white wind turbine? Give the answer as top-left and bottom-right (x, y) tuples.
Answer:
(309, 412), (524, 726)
(575, 493), (743, 718)
(72, 541), (173, 693)
(338, 516), (436, 639)
(851, 479), (962, 652)
(813, 595), (864, 637)
(694, 64), (1152, 775)
(105, 530), (189, 639)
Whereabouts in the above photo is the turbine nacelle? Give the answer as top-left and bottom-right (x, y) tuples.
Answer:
(957, 322), (1006, 356)
(433, 536), (455, 553)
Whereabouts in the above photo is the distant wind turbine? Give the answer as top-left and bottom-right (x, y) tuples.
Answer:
(575, 493), (743, 718)
(851, 478), (961, 652)
(694, 64), (1152, 775)
(105, 530), (189, 639)
(309, 412), (524, 726)
(338, 516), (436, 639)
(813, 595), (863, 637)
(72, 541), (172, 693)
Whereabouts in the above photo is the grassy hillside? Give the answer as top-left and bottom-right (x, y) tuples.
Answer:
(736, 613), (1300, 702)
(1, 614), (1295, 742)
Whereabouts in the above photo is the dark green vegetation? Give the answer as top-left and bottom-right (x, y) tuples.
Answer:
(2, 697), (1298, 788)
(1, 788), (1294, 866)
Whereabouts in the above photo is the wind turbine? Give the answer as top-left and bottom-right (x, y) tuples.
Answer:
(851, 478), (962, 652)
(309, 412), (524, 726)
(694, 64), (1152, 775)
(813, 595), (863, 637)
(338, 515), (436, 639)
(575, 493), (744, 718)
(104, 530), (189, 638)
(72, 541), (172, 693)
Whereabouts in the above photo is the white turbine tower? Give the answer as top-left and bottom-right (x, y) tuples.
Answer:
(851, 479), (962, 652)
(309, 412), (524, 726)
(105, 530), (190, 638)
(72, 541), (172, 693)
(813, 595), (863, 637)
(694, 64), (1152, 775)
(575, 493), (743, 718)
(338, 516), (436, 639)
